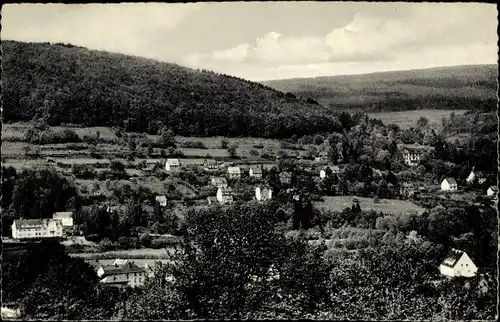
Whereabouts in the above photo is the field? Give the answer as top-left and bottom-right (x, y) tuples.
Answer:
(315, 196), (425, 215)
(367, 109), (467, 130)
(69, 247), (172, 259)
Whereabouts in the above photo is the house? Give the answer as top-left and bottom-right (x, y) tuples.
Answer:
(466, 167), (487, 185)
(255, 185), (273, 201)
(439, 249), (478, 278)
(400, 183), (416, 198)
(216, 187), (234, 204)
(97, 260), (146, 288)
(207, 196), (218, 205)
(441, 177), (458, 191)
(210, 176), (228, 189)
(249, 166), (263, 178)
(319, 165), (341, 179)
(486, 186), (498, 198)
(401, 145), (434, 166)
(1, 302), (21, 320)
(203, 159), (224, 172)
(227, 166), (241, 179)
(155, 195), (167, 207)
(12, 218), (63, 239)
(165, 158), (181, 172)
(52, 212), (74, 228)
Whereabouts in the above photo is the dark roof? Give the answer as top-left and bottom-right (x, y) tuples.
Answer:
(489, 186), (498, 192)
(444, 177), (457, 185)
(441, 249), (465, 268)
(100, 262), (145, 276)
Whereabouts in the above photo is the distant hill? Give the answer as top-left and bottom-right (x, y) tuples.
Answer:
(261, 65), (498, 112)
(2, 40), (338, 138)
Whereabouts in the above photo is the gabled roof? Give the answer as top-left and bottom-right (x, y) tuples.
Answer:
(443, 177), (457, 185)
(227, 166), (241, 174)
(218, 187), (234, 195)
(145, 159), (161, 164)
(211, 176), (228, 183)
(250, 166), (263, 173)
(166, 158), (180, 166)
(53, 211), (73, 219)
(13, 218), (62, 230)
(100, 262), (145, 276)
(440, 248), (466, 268)
(489, 186), (498, 192)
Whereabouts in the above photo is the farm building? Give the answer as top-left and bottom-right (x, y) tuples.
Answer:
(203, 158), (224, 172)
(249, 166), (263, 178)
(165, 158), (181, 172)
(155, 195), (168, 207)
(211, 176), (228, 189)
(255, 185), (273, 201)
(12, 218), (63, 239)
(439, 249), (477, 278)
(227, 166), (241, 179)
(52, 212), (74, 228)
(401, 145), (434, 166)
(217, 187), (234, 204)
(441, 177), (458, 191)
(97, 259), (146, 288)
(486, 186), (498, 198)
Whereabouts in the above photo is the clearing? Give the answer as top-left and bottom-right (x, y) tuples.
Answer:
(315, 196), (425, 215)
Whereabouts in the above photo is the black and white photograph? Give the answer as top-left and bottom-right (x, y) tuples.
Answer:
(1, 1), (498, 320)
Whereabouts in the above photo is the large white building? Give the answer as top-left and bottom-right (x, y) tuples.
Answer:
(52, 212), (74, 227)
(12, 218), (63, 239)
(439, 249), (477, 278)
(255, 185), (273, 201)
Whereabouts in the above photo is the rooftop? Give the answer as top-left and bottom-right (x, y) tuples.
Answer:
(100, 261), (145, 276)
(166, 158), (180, 166)
(53, 212), (73, 219)
(13, 218), (62, 230)
(227, 166), (241, 174)
(441, 248), (465, 268)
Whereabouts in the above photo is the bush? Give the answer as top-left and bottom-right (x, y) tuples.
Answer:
(110, 160), (126, 173)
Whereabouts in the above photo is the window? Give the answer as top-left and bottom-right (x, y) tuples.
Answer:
(466, 264), (468, 267)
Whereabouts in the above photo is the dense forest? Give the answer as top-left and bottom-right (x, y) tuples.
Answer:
(262, 65), (498, 112)
(2, 40), (341, 138)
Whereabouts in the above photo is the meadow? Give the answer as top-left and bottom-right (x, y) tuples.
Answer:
(367, 109), (467, 129)
(314, 196), (425, 215)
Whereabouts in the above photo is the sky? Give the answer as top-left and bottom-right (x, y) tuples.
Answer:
(2, 2), (498, 81)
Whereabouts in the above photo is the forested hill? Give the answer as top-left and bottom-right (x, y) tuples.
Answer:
(261, 65), (498, 112)
(2, 40), (337, 138)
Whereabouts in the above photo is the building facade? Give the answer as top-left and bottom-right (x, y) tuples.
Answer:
(97, 260), (146, 288)
(12, 218), (63, 239)
(439, 249), (478, 277)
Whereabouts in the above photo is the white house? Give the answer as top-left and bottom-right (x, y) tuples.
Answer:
(466, 168), (476, 184)
(210, 176), (228, 189)
(12, 218), (63, 239)
(249, 166), (263, 178)
(441, 177), (458, 191)
(216, 187), (234, 204)
(97, 260), (146, 288)
(165, 158), (181, 172)
(255, 185), (273, 201)
(466, 168), (487, 185)
(227, 166), (241, 179)
(52, 212), (74, 227)
(319, 165), (341, 179)
(439, 249), (478, 278)
(155, 195), (167, 207)
(486, 186), (498, 198)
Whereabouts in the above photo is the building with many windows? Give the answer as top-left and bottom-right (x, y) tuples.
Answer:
(11, 218), (63, 239)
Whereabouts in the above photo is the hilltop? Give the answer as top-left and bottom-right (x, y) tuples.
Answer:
(2, 40), (337, 139)
(261, 65), (498, 112)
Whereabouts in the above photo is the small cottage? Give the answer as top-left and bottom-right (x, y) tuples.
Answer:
(203, 159), (224, 172)
(165, 158), (181, 172)
(210, 176), (228, 189)
(439, 249), (477, 278)
(155, 195), (167, 207)
(52, 212), (74, 228)
(486, 186), (498, 198)
(216, 187), (234, 204)
(227, 166), (241, 179)
(441, 177), (458, 191)
(255, 185), (273, 201)
(249, 166), (263, 178)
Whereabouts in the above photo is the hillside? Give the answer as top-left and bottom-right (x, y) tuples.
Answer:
(262, 65), (498, 112)
(1, 40), (337, 139)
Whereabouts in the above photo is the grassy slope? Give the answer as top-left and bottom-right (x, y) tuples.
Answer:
(262, 65), (498, 112)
